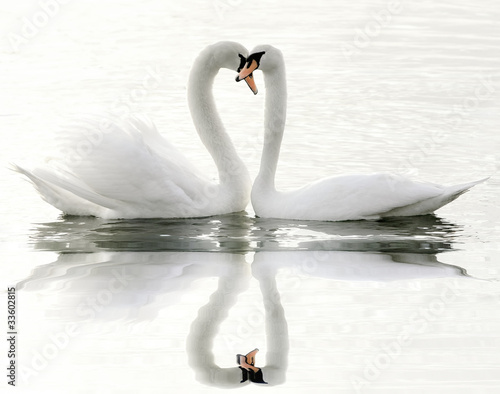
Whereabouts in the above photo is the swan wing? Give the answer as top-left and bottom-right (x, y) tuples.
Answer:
(19, 116), (215, 218)
(281, 173), (445, 221)
(62, 116), (207, 201)
(13, 163), (109, 216)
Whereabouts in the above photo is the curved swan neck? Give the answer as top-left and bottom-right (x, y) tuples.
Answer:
(187, 50), (248, 187)
(256, 63), (287, 192)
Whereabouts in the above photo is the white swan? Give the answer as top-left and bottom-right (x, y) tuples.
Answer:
(15, 42), (253, 219)
(237, 45), (486, 221)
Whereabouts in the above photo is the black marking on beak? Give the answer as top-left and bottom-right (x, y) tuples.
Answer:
(237, 54), (247, 73)
(245, 51), (265, 69)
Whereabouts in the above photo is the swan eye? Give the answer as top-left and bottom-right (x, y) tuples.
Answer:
(237, 54), (247, 72)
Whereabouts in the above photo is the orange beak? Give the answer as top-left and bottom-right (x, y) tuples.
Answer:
(236, 58), (260, 95)
(243, 73), (258, 95)
(237, 58), (259, 81)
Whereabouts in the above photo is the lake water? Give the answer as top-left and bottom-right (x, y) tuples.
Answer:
(1, 0), (500, 393)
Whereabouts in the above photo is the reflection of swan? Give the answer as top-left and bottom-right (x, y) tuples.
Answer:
(17, 248), (476, 390)
(252, 251), (471, 283)
(186, 254), (289, 387)
(17, 252), (248, 321)
(17, 248), (472, 323)
(186, 257), (254, 387)
(14, 42), (251, 219)
(16, 249), (290, 388)
(237, 45), (486, 221)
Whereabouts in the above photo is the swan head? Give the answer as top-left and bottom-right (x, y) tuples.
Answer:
(199, 41), (258, 95)
(201, 41), (247, 70)
(235, 45), (283, 94)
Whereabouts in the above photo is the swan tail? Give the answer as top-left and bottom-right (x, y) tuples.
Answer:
(427, 177), (489, 212)
(12, 163), (86, 214)
(380, 177), (488, 217)
(442, 177), (488, 200)
(12, 163), (117, 215)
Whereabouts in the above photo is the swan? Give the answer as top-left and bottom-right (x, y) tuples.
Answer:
(237, 45), (486, 221)
(14, 41), (254, 219)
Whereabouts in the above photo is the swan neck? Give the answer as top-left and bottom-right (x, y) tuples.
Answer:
(256, 66), (287, 192)
(187, 53), (248, 189)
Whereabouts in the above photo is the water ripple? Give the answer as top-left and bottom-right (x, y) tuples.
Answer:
(29, 212), (463, 254)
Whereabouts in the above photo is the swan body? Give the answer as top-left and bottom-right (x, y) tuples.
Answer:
(15, 42), (251, 219)
(238, 45), (486, 221)
(252, 172), (484, 221)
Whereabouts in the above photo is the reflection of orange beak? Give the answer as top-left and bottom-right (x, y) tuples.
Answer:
(236, 59), (259, 95)
(243, 73), (258, 95)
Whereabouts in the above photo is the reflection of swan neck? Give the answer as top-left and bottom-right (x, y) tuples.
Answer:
(187, 48), (248, 188)
(186, 262), (251, 387)
(255, 64), (287, 193)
